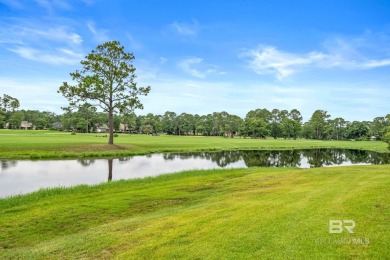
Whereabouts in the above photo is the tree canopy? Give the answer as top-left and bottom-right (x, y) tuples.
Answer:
(58, 41), (151, 144)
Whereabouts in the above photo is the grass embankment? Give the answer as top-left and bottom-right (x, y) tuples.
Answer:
(0, 165), (389, 259)
(0, 130), (388, 159)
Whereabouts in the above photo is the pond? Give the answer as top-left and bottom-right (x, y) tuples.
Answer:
(0, 149), (389, 198)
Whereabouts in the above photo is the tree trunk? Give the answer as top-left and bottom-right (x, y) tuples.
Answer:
(108, 159), (113, 181)
(108, 103), (114, 144)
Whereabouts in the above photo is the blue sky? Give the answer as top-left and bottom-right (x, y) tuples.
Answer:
(0, 0), (389, 121)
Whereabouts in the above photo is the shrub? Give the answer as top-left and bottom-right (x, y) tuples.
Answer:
(383, 132), (390, 150)
(114, 133), (119, 137)
(71, 132), (76, 135)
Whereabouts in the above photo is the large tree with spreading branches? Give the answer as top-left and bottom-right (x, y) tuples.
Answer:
(58, 41), (151, 144)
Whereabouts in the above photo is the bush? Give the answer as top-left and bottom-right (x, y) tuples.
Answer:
(114, 133), (119, 137)
(383, 132), (390, 150)
(71, 132), (76, 135)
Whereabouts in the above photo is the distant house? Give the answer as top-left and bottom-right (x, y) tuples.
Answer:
(370, 136), (377, 141)
(96, 124), (109, 133)
(52, 122), (62, 130)
(119, 123), (128, 133)
(20, 121), (34, 130)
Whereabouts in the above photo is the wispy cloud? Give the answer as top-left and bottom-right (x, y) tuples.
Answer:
(241, 34), (390, 80)
(0, 19), (83, 64)
(86, 20), (109, 43)
(240, 46), (320, 80)
(169, 21), (198, 36)
(159, 57), (168, 64)
(34, 0), (71, 11)
(125, 33), (143, 50)
(9, 47), (83, 65)
(178, 57), (218, 78)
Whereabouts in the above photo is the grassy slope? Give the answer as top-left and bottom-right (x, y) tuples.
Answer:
(0, 165), (389, 259)
(0, 130), (388, 159)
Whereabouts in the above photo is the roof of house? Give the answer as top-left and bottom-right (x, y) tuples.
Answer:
(21, 121), (33, 128)
(97, 124), (109, 130)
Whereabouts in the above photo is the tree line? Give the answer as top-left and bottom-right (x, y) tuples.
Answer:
(1, 93), (390, 143)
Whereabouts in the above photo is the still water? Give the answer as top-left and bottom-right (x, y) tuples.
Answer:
(0, 149), (389, 198)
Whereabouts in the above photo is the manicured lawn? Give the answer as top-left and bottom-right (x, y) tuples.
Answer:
(0, 165), (389, 259)
(0, 130), (388, 159)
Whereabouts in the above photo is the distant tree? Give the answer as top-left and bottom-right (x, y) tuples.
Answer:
(0, 112), (5, 128)
(289, 109), (302, 139)
(8, 111), (24, 129)
(330, 117), (347, 140)
(242, 117), (269, 138)
(122, 112), (137, 133)
(75, 118), (88, 132)
(383, 129), (390, 150)
(141, 113), (162, 134)
(161, 111), (177, 134)
(1, 94), (20, 112)
(345, 121), (369, 140)
(308, 110), (330, 139)
(141, 124), (154, 135)
(369, 116), (390, 139)
(77, 103), (97, 133)
(281, 109), (302, 139)
(197, 114), (213, 136)
(226, 114), (243, 137)
(58, 41), (151, 144)
(1, 94), (20, 127)
(270, 109), (282, 139)
(35, 117), (48, 130)
(301, 122), (313, 139)
(244, 108), (272, 138)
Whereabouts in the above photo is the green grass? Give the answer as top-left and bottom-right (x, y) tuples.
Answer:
(0, 165), (389, 259)
(0, 129), (388, 159)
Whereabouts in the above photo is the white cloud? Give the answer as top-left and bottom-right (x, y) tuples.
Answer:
(9, 47), (83, 65)
(0, 20), (84, 65)
(242, 35), (390, 80)
(363, 59), (390, 68)
(169, 21), (198, 36)
(86, 21), (109, 43)
(0, 77), (68, 113)
(241, 46), (319, 80)
(0, 23), (82, 45)
(178, 57), (217, 78)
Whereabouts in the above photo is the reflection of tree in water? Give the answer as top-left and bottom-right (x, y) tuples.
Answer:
(162, 151), (242, 167)
(345, 149), (390, 165)
(162, 149), (389, 168)
(108, 159), (113, 181)
(1, 160), (17, 171)
(241, 150), (301, 167)
(208, 151), (242, 167)
(78, 159), (95, 167)
(279, 150), (302, 167)
(118, 157), (131, 163)
(301, 149), (390, 167)
(344, 149), (370, 164)
(303, 149), (334, 167)
(366, 151), (390, 165)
